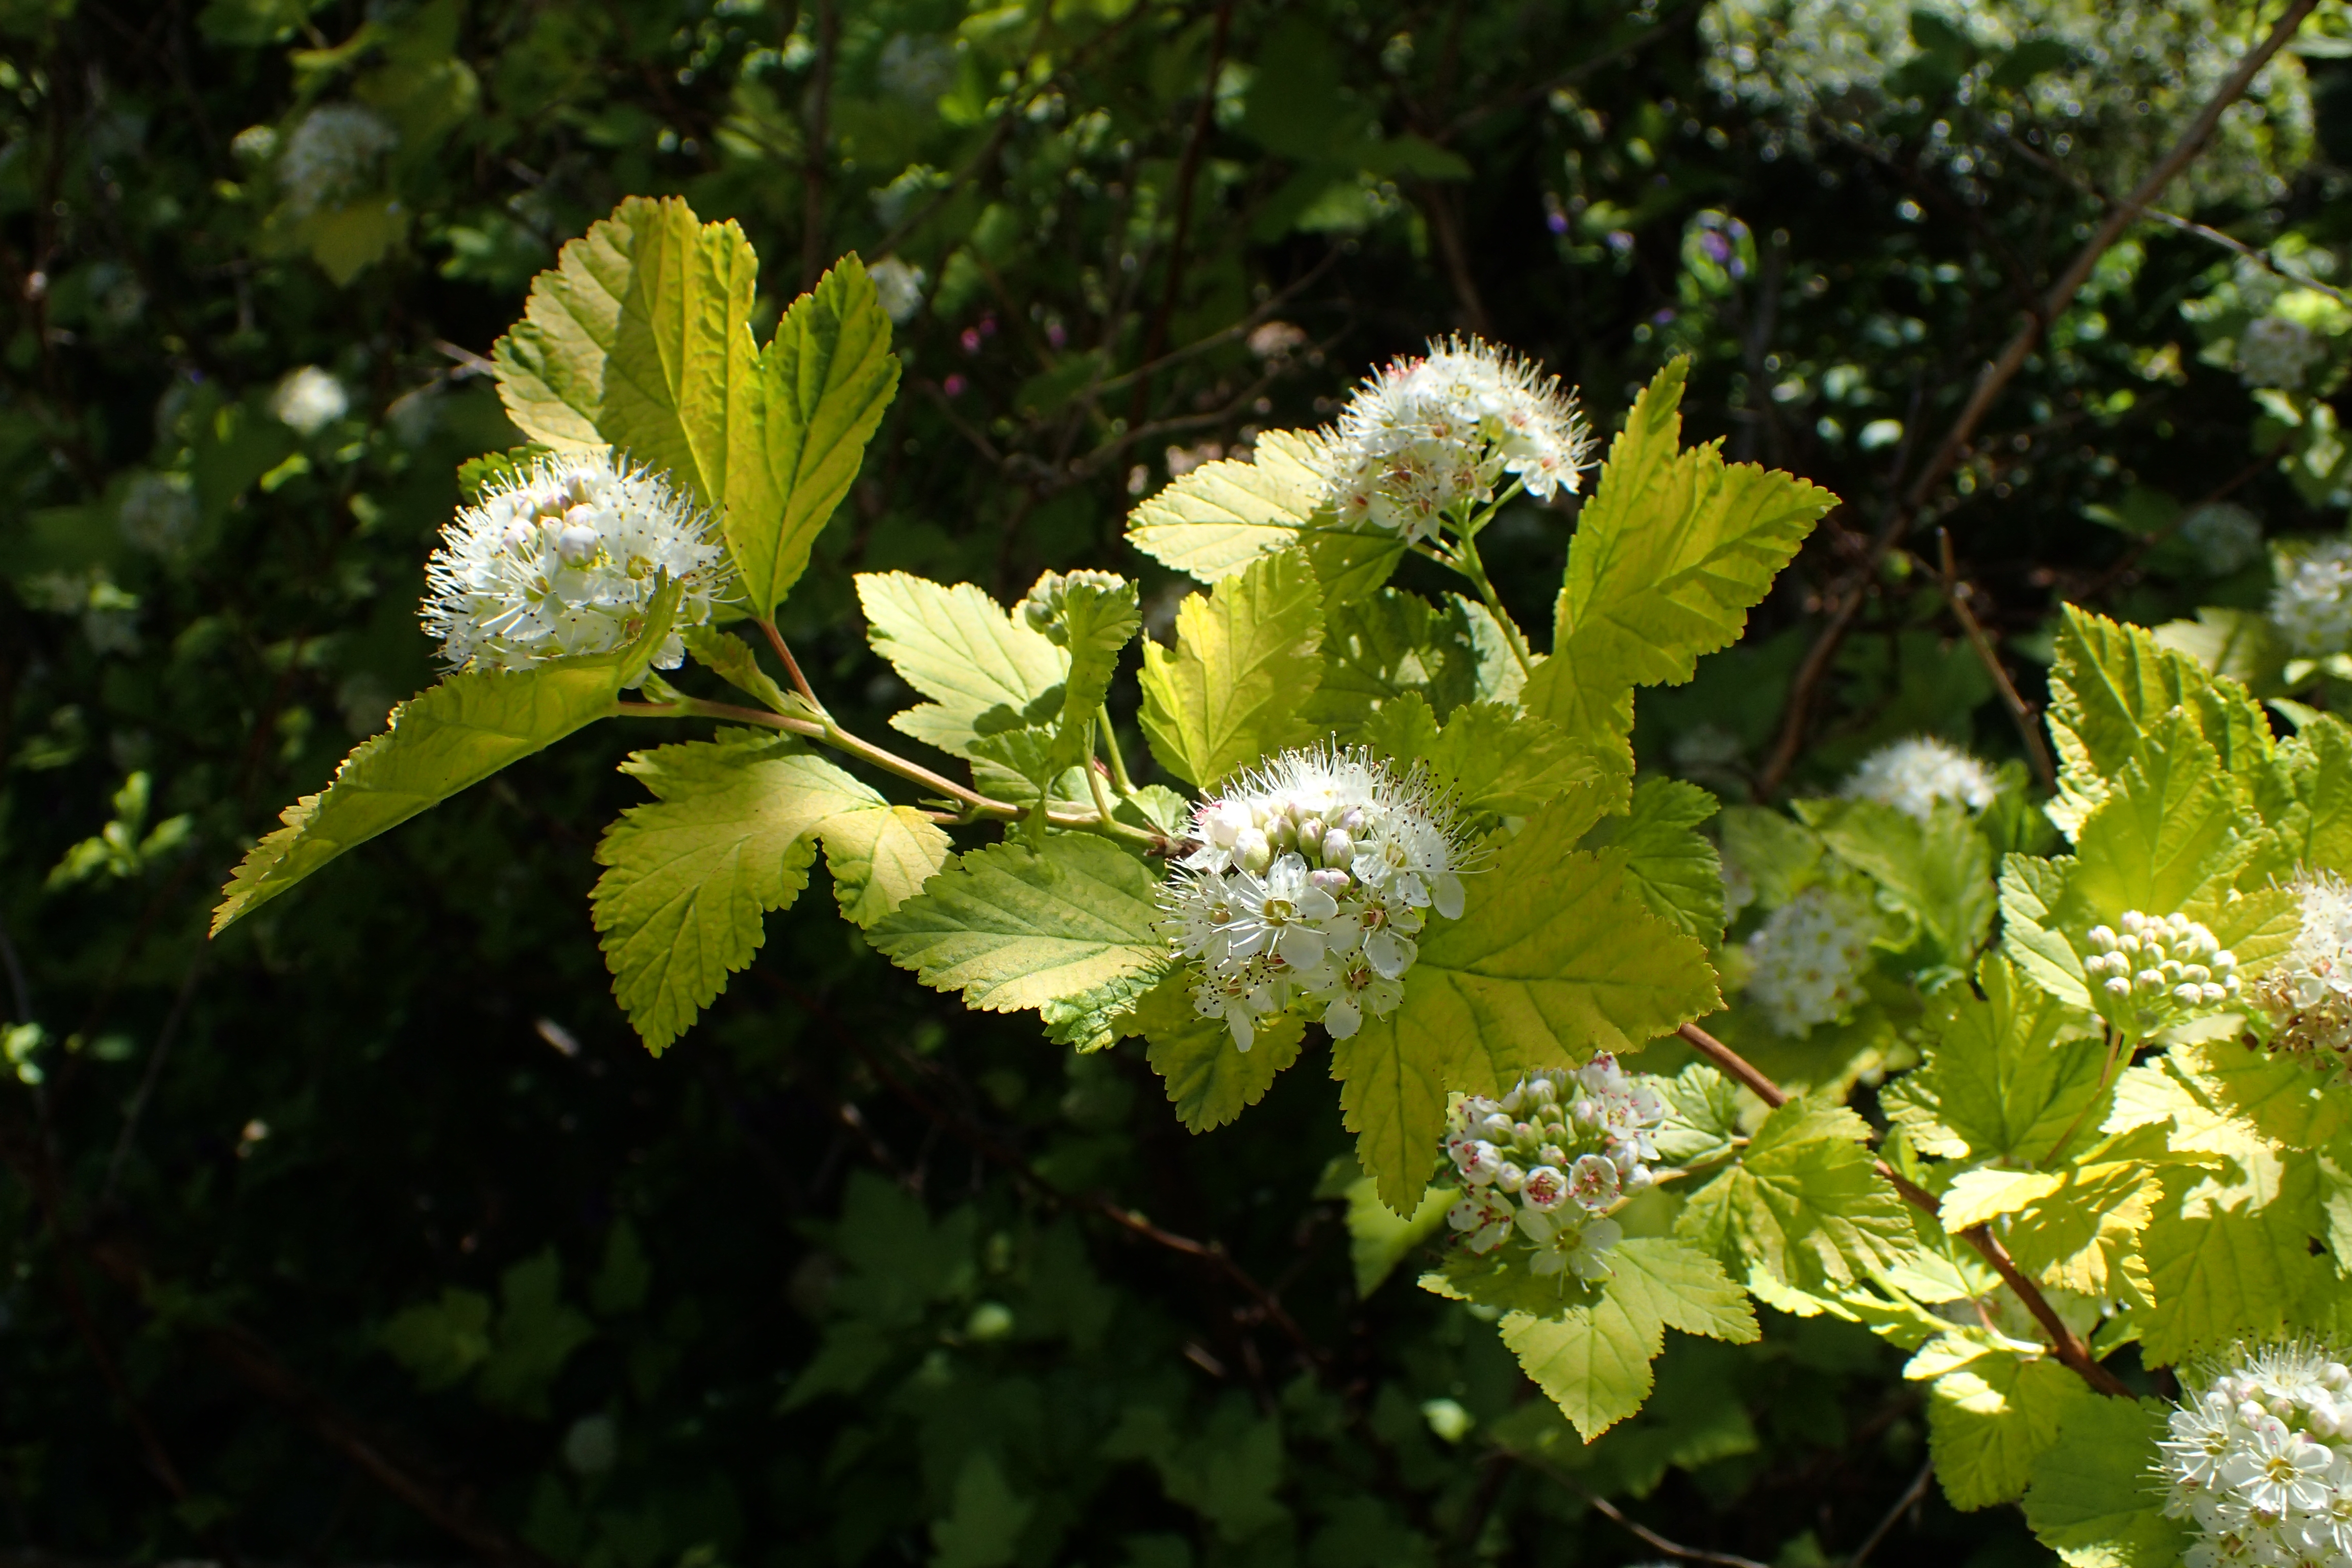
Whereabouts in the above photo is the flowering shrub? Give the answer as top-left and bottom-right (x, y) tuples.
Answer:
(189, 188), (2352, 1564)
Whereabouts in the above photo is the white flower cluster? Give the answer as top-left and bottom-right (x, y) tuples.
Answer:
(420, 451), (731, 679)
(1744, 885), (1878, 1037)
(278, 103), (398, 216)
(1841, 736), (1999, 821)
(1442, 1058), (1664, 1284)
(2159, 1342), (2352, 1567)
(271, 365), (349, 436)
(2252, 873), (2352, 1075)
(2241, 314), (2328, 390)
(2272, 541), (2352, 658)
(1162, 746), (1476, 1049)
(2082, 910), (2240, 1013)
(2182, 503), (2265, 577)
(1315, 337), (1592, 544)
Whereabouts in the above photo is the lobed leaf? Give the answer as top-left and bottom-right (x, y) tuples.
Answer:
(1123, 428), (1330, 580)
(1486, 1238), (1759, 1441)
(857, 571), (1069, 764)
(1677, 1096), (1916, 1294)
(868, 833), (1167, 1051)
(1579, 777), (1726, 942)
(1131, 972), (1306, 1132)
(1918, 1336), (2098, 1512)
(2021, 1397), (2192, 1568)
(1883, 953), (2104, 1165)
(1138, 548), (1325, 788)
(731, 256), (901, 617)
(591, 730), (897, 1052)
(1334, 792), (1720, 1211)
(213, 582), (680, 936)
(1526, 358), (1835, 808)
(1797, 795), (1995, 967)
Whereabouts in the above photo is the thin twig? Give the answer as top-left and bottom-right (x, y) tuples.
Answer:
(754, 970), (1326, 1364)
(101, 958), (204, 1206)
(1676, 1023), (2128, 1396)
(1759, 0), (2320, 793)
(756, 618), (827, 714)
(1571, 1481), (1771, 1568)
(1129, 0), (1233, 432)
(1846, 1459), (1934, 1567)
(2001, 132), (2352, 309)
(1935, 530), (2055, 790)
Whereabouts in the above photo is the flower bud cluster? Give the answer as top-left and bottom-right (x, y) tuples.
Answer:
(1018, 569), (1130, 645)
(2240, 314), (2328, 390)
(1314, 336), (1592, 544)
(1441, 1058), (1665, 1284)
(2158, 1341), (2352, 1566)
(2082, 911), (2239, 1012)
(1743, 885), (1878, 1038)
(1161, 746), (1475, 1050)
(1840, 736), (1998, 821)
(2272, 540), (2352, 659)
(421, 451), (732, 680)
(2251, 873), (2352, 1075)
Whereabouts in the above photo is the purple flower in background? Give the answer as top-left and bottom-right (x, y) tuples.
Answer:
(960, 328), (982, 354)
(1046, 321), (1067, 349)
(1546, 210), (1569, 235)
(942, 374), (967, 397)
(1652, 308), (1676, 325)
(1700, 230), (1731, 264)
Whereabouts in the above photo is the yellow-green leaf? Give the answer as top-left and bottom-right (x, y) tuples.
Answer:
(1138, 548), (1324, 788)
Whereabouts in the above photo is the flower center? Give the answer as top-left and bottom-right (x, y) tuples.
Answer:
(1262, 896), (1294, 925)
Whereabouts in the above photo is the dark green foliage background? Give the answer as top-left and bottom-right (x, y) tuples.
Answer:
(1, 0), (2340, 1562)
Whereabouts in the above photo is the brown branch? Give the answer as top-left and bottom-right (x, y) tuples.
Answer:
(1758, 0), (2320, 794)
(1676, 1023), (2129, 1397)
(1569, 1480), (1771, 1568)
(1935, 530), (2055, 791)
(755, 618), (826, 713)
(1129, 0), (1234, 432)
(1847, 1459), (1935, 1567)
(754, 970), (1325, 1365)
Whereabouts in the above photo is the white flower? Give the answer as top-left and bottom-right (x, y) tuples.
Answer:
(1840, 736), (1998, 820)
(118, 473), (197, 555)
(419, 450), (732, 680)
(271, 365), (349, 436)
(2241, 314), (2327, 390)
(1160, 744), (1477, 1050)
(278, 103), (397, 216)
(2271, 540), (2352, 658)
(2182, 503), (2264, 577)
(1439, 1065), (1668, 1288)
(2253, 872), (2352, 1074)
(1743, 885), (1878, 1037)
(1314, 336), (1592, 544)
(869, 256), (927, 323)
(1222, 853), (1340, 969)
(2160, 1341), (2352, 1567)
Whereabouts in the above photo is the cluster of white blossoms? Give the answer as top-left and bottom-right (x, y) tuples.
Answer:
(271, 365), (349, 436)
(2082, 911), (2240, 1014)
(2158, 1342), (2352, 1567)
(1161, 746), (1477, 1049)
(1441, 1058), (1665, 1284)
(1841, 736), (1999, 821)
(2181, 503), (2265, 577)
(1314, 337), (1592, 544)
(2272, 541), (2352, 658)
(1744, 885), (1878, 1037)
(2252, 873), (2352, 1075)
(420, 451), (732, 678)
(2240, 314), (2329, 390)
(278, 103), (398, 216)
